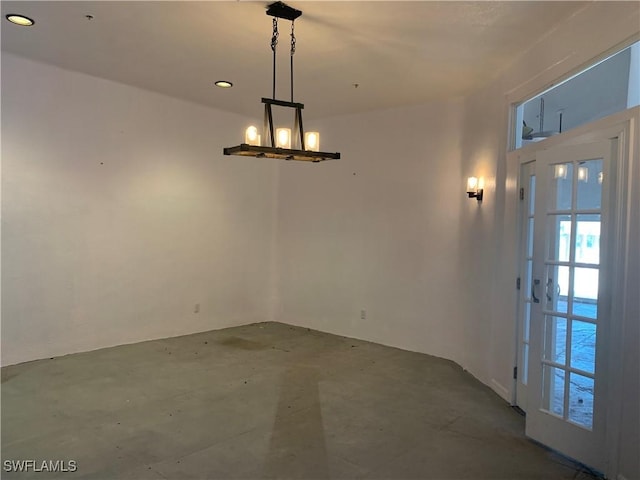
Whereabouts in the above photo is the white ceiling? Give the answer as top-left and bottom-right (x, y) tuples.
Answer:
(1, 1), (589, 120)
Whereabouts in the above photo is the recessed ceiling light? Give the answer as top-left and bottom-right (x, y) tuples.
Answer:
(215, 81), (233, 88)
(6, 14), (35, 26)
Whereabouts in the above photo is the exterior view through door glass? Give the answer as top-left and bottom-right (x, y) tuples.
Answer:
(526, 140), (613, 473)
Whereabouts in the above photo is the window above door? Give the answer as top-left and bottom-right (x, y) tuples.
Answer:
(512, 41), (639, 151)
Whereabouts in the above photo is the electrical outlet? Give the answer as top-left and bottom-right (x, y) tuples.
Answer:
(360, 309), (366, 320)
(194, 303), (200, 314)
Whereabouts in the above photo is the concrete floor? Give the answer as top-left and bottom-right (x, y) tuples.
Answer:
(2, 322), (598, 479)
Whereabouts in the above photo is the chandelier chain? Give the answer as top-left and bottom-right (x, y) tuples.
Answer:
(290, 20), (296, 102)
(271, 18), (279, 51)
(290, 21), (296, 56)
(271, 18), (279, 99)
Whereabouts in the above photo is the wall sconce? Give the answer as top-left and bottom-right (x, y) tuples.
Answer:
(597, 171), (603, 184)
(466, 177), (484, 202)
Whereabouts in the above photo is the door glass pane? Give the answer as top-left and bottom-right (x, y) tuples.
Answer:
(552, 163), (573, 210)
(542, 365), (565, 417)
(547, 215), (571, 261)
(575, 214), (601, 265)
(573, 267), (598, 319)
(522, 343), (529, 385)
(571, 321), (596, 374)
(544, 316), (567, 365)
(568, 373), (594, 430)
(529, 175), (536, 215)
(576, 159), (603, 210)
(527, 217), (534, 257)
(545, 265), (569, 313)
(524, 303), (531, 343)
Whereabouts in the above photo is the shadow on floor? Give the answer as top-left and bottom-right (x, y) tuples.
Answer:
(263, 365), (329, 479)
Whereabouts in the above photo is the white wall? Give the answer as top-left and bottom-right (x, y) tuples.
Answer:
(1, 54), (278, 366)
(275, 100), (467, 365)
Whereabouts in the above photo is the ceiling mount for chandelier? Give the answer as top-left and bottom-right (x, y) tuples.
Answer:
(223, 1), (340, 163)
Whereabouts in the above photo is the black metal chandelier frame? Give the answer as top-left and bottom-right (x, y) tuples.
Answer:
(223, 1), (340, 162)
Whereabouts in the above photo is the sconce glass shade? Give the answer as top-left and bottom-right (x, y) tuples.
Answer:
(578, 166), (589, 182)
(276, 128), (292, 149)
(597, 171), (603, 184)
(245, 126), (261, 146)
(554, 164), (568, 179)
(305, 132), (320, 152)
(466, 176), (483, 202)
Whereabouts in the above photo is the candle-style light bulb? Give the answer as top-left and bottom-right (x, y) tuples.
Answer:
(305, 132), (320, 152)
(276, 128), (291, 149)
(245, 126), (261, 146)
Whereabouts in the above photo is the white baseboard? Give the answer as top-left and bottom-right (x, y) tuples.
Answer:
(491, 378), (510, 402)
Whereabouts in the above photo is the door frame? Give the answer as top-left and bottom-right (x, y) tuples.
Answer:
(514, 158), (536, 413)
(508, 107), (638, 478)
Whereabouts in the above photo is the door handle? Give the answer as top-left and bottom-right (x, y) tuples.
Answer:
(532, 279), (540, 303)
(546, 278), (554, 302)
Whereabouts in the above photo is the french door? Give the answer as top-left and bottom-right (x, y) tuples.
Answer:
(525, 140), (614, 472)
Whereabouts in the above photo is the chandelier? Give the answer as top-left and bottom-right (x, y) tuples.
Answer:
(223, 2), (340, 163)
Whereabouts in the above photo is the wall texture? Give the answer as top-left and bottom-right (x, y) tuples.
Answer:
(275, 100), (466, 365)
(1, 54), (278, 366)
